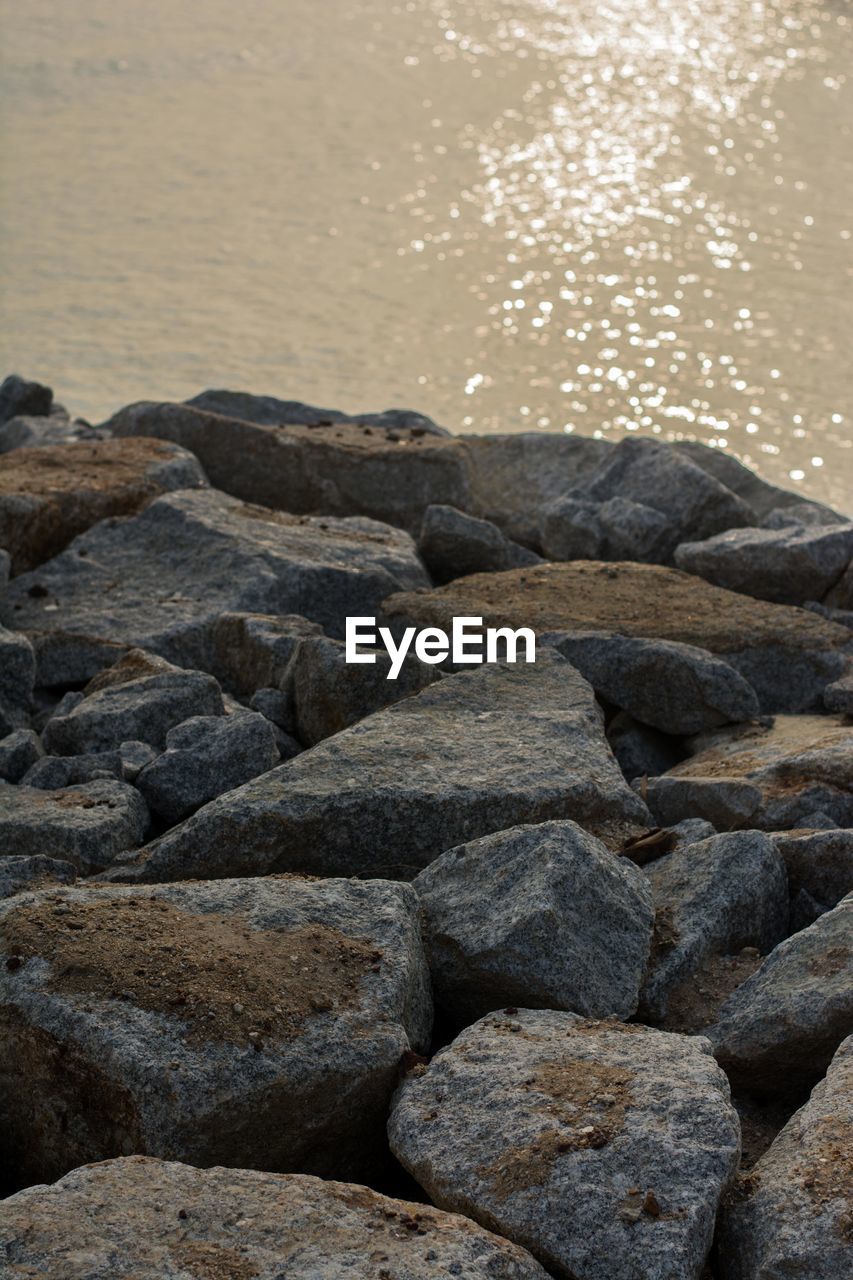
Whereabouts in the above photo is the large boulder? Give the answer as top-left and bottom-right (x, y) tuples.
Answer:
(413, 821), (654, 1024)
(418, 504), (541, 583)
(0, 373), (53, 424)
(0, 625), (35, 736)
(389, 1009), (740, 1280)
(770, 828), (853, 929)
(0, 779), (149, 873)
(1, 488), (429, 659)
(0, 875), (431, 1187)
(707, 894), (853, 1096)
(105, 654), (651, 884)
(0, 438), (208, 575)
(0, 1157), (549, 1279)
(716, 1035), (853, 1279)
(384, 561), (852, 714)
(674, 523), (853, 606)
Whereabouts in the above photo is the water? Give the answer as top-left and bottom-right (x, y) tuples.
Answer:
(1, 0), (851, 511)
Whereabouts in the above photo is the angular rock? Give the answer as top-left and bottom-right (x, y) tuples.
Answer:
(825, 669), (853, 715)
(385, 561), (852, 714)
(42, 650), (224, 755)
(541, 495), (674, 563)
(108, 653), (651, 884)
(0, 728), (43, 783)
(825, 559), (853, 611)
(673, 440), (845, 527)
(249, 686), (299, 739)
(389, 1009), (740, 1280)
(1, 488), (429, 656)
(761, 501), (840, 529)
(0, 1157), (549, 1279)
(418, 504), (541, 584)
(674, 523), (853, 606)
(208, 612), (323, 696)
(707, 894), (853, 1096)
(0, 438), (208, 575)
(639, 832), (789, 1022)
(0, 779), (148, 873)
(0, 373), (52, 424)
(0, 413), (108, 454)
(0, 875), (431, 1186)
(22, 750), (125, 789)
(0, 624), (35, 735)
(185, 387), (450, 435)
(413, 820), (654, 1024)
(136, 708), (279, 824)
(27, 630), (130, 689)
(607, 712), (683, 783)
(716, 1035), (853, 1279)
(771, 829), (853, 929)
(546, 632), (760, 735)
(0, 549), (9, 590)
(0, 855), (76, 900)
(118, 739), (158, 783)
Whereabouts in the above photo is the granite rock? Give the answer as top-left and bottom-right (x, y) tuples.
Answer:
(0, 624), (35, 735)
(0, 728), (43, 783)
(22, 750), (125, 789)
(770, 828), (853, 929)
(541, 495), (673, 563)
(0, 373), (52, 424)
(0, 855), (76, 900)
(0, 779), (149, 873)
(418, 504), (541, 583)
(674, 523), (853, 606)
(606, 712), (684, 783)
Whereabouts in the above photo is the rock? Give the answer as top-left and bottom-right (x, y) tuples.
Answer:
(0, 779), (149, 873)
(290, 634), (439, 746)
(716, 1035), (853, 1279)
(384, 561), (852, 715)
(0, 438), (208, 575)
(606, 712), (684, 783)
(0, 729), (43, 783)
(106, 653), (651, 884)
(389, 1009), (740, 1280)
(673, 440), (845, 527)
(22, 750), (125, 789)
(249, 686), (299, 738)
(0, 413), (108, 453)
(0, 855), (76, 900)
(185, 387), (450, 435)
(136, 708), (280, 824)
(1, 488), (429, 658)
(638, 717), (853, 831)
(825, 559), (853, 611)
(0, 1157), (549, 1280)
(413, 820), (654, 1024)
(545, 632), (760, 735)
(674, 524), (853, 606)
(41, 650), (224, 755)
(761, 501), (840, 530)
(639, 832), (789, 1022)
(805, 599), (853, 630)
(418, 504), (541, 583)
(0, 875), (431, 1186)
(208, 612), (323, 696)
(707, 894), (853, 1096)
(825, 669), (853, 715)
(0, 374), (52, 424)
(27, 630), (131, 688)
(0, 625), (35, 736)
(541, 495), (674, 563)
(771, 829), (853, 929)
(118, 740), (159, 783)
(0, 549), (9, 590)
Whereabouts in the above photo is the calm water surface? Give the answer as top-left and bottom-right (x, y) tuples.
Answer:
(1, 0), (851, 509)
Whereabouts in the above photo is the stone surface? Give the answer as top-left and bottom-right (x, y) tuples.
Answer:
(707, 894), (853, 1096)
(0, 779), (149, 873)
(546, 632), (760, 735)
(1, 488), (429, 658)
(0, 413), (108, 454)
(771, 828), (853, 929)
(639, 716), (853, 832)
(674, 523), (853, 606)
(825, 668), (853, 715)
(541, 495), (673, 563)
(106, 653), (651, 884)
(606, 712), (684, 783)
(22, 750), (125, 789)
(136, 708), (280, 823)
(639, 832), (789, 1022)
(208, 611), (323, 696)
(413, 820), (654, 1024)
(389, 1009), (740, 1280)
(385, 561), (852, 715)
(673, 440), (845, 527)
(41, 650), (224, 755)
(0, 728), (43, 783)
(716, 1035), (853, 1279)
(0, 1157), (549, 1279)
(27, 630), (131, 689)
(0, 438), (208, 575)
(185, 387), (450, 435)
(0, 624), (35, 736)
(0, 875), (431, 1186)
(0, 373), (52, 424)
(0, 855), (76, 900)
(418, 503), (541, 583)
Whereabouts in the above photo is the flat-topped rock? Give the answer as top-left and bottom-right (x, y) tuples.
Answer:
(389, 1009), (740, 1280)
(384, 561), (852, 714)
(0, 778), (149, 873)
(0, 875), (431, 1187)
(0, 438), (207, 574)
(0, 1157), (549, 1279)
(107, 653), (651, 884)
(1, 488), (429, 660)
(675, 523), (853, 606)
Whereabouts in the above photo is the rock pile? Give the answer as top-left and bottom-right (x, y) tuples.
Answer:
(1, 376), (851, 1276)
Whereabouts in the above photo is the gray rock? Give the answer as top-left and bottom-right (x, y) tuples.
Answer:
(27, 630), (131, 689)
(0, 374), (52, 424)
(0, 855), (76, 899)
(413, 820), (654, 1024)
(208, 612), (323, 696)
(185, 387), (450, 435)
(639, 832), (789, 1022)
(638, 776), (765, 831)
(418, 504), (541, 583)
(249, 686), (299, 737)
(761, 501), (842, 530)
(118, 740), (158, 783)
(673, 440), (845, 527)
(389, 1009), (740, 1280)
(541, 495), (674, 563)
(716, 1035), (853, 1279)
(106, 653), (651, 884)
(0, 549), (8, 590)
(0, 875), (431, 1185)
(1, 488), (429, 658)
(0, 625), (35, 735)
(707, 894), (853, 1096)
(606, 712), (683, 783)
(0, 1157), (549, 1280)
(0, 729), (43, 783)
(825, 559), (853, 611)
(825, 668), (853, 715)
(136, 708), (280, 824)
(804, 599), (853, 630)
(0, 779), (149, 873)
(0, 413), (108, 454)
(771, 829), (853, 929)
(42, 650), (224, 755)
(674, 524), (853, 606)
(22, 750), (125, 789)
(545, 631), (760, 735)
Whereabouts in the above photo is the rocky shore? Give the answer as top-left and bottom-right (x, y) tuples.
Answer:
(0, 372), (851, 1278)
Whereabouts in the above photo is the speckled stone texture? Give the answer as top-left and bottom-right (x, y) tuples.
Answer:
(0, 778), (148, 873)
(675, 522), (853, 606)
